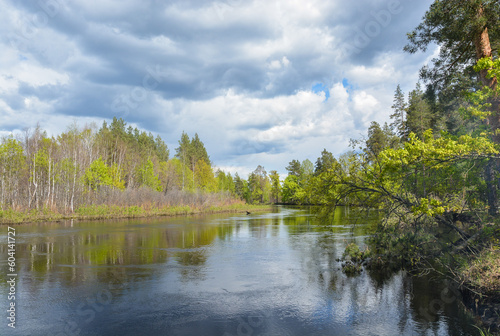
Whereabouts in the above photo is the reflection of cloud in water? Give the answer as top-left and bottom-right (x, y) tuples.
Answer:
(6, 207), (477, 335)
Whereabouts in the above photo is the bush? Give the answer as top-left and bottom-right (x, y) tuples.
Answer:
(341, 243), (371, 275)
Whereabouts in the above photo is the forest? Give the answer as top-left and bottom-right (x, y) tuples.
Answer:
(0, 118), (257, 220)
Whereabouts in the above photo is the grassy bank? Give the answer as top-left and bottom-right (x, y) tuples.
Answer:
(0, 203), (273, 225)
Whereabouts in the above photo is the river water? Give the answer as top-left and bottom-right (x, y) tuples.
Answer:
(0, 207), (480, 335)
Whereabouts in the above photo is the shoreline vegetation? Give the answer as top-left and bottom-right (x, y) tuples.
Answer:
(0, 202), (272, 225)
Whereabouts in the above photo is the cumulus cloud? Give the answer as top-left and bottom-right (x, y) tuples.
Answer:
(0, 0), (436, 175)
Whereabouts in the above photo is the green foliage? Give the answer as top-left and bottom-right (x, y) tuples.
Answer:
(281, 159), (316, 204)
(390, 84), (407, 139)
(83, 157), (125, 191)
(247, 165), (271, 204)
(406, 83), (433, 139)
(341, 243), (371, 275)
(174, 131), (214, 191)
(342, 243), (369, 263)
(472, 326), (495, 336)
(269, 170), (281, 203)
(463, 58), (500, 127)
(0, 138), (26, 177)
(282, 175), (301, 204)
(195, 159), (217, 192)
(216, 170), (236, 195)
(474, 57), (500, 80)
(0, 138), (27, 208)
(314, 149), (336, 175)
(411, 198), (445, 217)
(404, 0), (500, 89)
(365, 121), (399, 160)
(233, 173), (249, 202)
(175, 132), (210, 167)
(286, 159), (301, 176)
(137, 158), (162, 191)
(376, 130), (497, 214)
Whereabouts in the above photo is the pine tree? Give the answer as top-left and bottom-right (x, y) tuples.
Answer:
(175, 132), (191, 189)
(406, 83), (433, 139)
(286, 160), (301, 177)
(405, 0), (499, 140)
(314, 149), (335, 175)
(365, 121), (388, 159)
(390, 85), (407, 140)
(269, 170), (281, 203)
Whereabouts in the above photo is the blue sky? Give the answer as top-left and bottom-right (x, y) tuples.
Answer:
(0, 0), (437, 176)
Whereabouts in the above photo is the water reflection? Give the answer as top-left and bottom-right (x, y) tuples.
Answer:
(0, 207), (479, 336)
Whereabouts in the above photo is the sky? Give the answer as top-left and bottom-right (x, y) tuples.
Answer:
(0, 0), (438, 177)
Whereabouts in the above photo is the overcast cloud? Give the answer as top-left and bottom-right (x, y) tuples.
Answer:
(0, 0), (437, 176)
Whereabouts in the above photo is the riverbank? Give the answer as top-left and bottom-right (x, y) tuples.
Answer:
(459, 246), (500, 334)
(0, 203), (273, 225)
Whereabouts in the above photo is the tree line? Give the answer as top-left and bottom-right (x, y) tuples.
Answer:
(0, 118), (244, 214)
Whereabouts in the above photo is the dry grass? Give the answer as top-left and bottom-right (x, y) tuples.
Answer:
(0, 187), (273, 224)
(461, 247), (500, 295)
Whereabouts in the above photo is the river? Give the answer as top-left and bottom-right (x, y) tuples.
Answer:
(0, 206), (480, 335)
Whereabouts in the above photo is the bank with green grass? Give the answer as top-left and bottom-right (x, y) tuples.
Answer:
(0, 203), (273, 225)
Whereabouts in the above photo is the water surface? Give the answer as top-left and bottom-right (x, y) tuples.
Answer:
(0, 207), (479, 335)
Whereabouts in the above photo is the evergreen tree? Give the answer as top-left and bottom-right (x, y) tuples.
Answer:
(190, 133), (210, 166)
(248, 165), (270, 204)
(269, 170), (281, 203)
(175, 132), (191, 189)
(286, 160), (301, 177)
(405, 0), (499, 140)
(365, 121), (389, 159)
(390, 85), (407, 140)
(314, 149), (335, 175)
(406, 83), (433, 139)
(154, 135), (169, 162)
(233, 173), (249, 202)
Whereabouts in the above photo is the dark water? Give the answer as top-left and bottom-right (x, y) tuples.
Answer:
(0, 207), (480, 336)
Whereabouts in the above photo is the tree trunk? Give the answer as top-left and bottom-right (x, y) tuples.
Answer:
(71, 151), (77, 213)
(485, 159), (497, 215)
(474, 5), (498, 215)
(474, 8), (499, 139)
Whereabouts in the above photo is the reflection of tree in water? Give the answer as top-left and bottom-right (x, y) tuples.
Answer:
(285, 213), (341, 294)
(283, 207), (476, 335)
(176, 250), (208, 281)
(300, 233), (340, 293)
(366, 263), (402, 288)
(407, 276), (476, 335)
(2, 217), (234, 289)
(248, 218), (270, 238)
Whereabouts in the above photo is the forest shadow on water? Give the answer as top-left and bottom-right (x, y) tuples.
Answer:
(0, 206), (482, 336)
